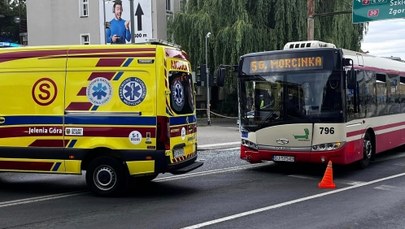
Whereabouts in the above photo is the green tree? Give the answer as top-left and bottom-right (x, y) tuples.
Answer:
(168, 0), (365, 116)
(0, 0), (26, 43)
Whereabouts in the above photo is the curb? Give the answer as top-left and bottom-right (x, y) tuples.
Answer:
(198, 141), (240, 151)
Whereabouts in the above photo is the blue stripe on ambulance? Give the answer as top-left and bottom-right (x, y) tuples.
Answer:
(123, 58), (133, 67)
(113, 72), (124, 81)
(169, 115), (197, 125)
(52, 162), (62, 171)
(3, 116), (63, 125)
(67, 140), (77, 148)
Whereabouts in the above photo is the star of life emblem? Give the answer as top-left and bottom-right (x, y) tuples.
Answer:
(171, 78), (185, 111)
(86, 77), (112, 106)
(119, 77), (147, 106)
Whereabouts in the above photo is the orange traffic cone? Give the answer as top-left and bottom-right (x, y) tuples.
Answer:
(318, 160), (336, 189)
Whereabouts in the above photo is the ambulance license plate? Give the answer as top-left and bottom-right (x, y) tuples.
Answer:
(273, 155), (295, 162)
(173, 148), (185, 158)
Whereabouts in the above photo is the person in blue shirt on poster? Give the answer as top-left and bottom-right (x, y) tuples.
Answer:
(106, 1), (131, 44)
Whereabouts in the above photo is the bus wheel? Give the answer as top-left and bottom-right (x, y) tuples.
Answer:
(86, 157), (128, 196)
(359, 133), (373, 169)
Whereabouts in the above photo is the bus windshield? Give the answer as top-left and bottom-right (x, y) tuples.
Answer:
(240, 71), (344, 131)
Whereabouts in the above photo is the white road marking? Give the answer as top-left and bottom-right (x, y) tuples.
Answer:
(0, 191), (85, 208)
(181, 172), (405, 229)
(155, 163), (271, 182)
(0, 163), (270, 208)
(374, 185), (397, 191)
(287, 175), (318, 180)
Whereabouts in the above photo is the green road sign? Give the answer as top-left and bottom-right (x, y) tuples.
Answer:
(352, 0), (405, 23)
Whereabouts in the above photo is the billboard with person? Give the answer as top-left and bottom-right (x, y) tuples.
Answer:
(99, 0), (152, 44)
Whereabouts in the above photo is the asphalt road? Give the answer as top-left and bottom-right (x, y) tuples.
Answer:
(1, 121), (405, 229)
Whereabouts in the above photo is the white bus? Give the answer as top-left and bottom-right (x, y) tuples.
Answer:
(236, 40), (405, 167)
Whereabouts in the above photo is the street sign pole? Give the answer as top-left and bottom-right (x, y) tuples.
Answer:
(307, 0), (315, 40)
(129, 0), (135, 43)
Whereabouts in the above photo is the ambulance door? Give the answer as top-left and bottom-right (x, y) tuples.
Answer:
(0, 48), (66, 172)
(64, 47), (156, 152)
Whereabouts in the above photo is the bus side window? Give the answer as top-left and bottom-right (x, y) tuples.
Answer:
(376, 73), (387, 115)
(346, 69), (358, 119)
(401, 76), (405, 113)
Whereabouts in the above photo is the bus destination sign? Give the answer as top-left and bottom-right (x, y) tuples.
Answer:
(247, 56), (324, 74)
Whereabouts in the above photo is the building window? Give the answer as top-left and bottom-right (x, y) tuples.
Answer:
(80, 34), (90, 45)
(166, 0), (172, 14)
(79, 0), (89, 17)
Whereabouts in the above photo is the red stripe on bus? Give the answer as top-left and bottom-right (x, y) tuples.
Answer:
(0, 161), (54, 171)
(374, 121), (405, 131)
(355, 65), (405, 77)
(96, 58), (126, 67)
(29, 140), (67, 147)
(88, 72), (116, 80)
(346, 129), (364, 138)
(66, 102), (93, 111)
(346, 121), (405, 137)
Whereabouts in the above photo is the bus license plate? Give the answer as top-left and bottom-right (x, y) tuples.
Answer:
(273, 155), (295, 162)
(173, 148), (185, 158)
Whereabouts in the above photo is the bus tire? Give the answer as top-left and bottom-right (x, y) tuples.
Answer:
(359, 132), (373, 169)
(86, 157), (128, 196)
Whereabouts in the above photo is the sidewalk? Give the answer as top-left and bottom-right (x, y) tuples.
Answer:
(197, 118), (240, 150)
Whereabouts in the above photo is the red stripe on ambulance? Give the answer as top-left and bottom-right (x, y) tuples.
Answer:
(0, 161), (54, 171)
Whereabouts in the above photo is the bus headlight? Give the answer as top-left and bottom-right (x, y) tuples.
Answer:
(242, 139), (258, 150)
(312, 142), (343, 151)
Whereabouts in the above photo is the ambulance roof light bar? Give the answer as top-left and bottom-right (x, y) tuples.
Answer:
(283, 40), (336, 50)
(143, 39), (181, 49)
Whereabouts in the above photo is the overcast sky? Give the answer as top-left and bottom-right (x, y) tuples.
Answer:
(361, 19), (405, 60)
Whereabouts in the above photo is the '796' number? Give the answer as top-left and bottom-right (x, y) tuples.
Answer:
(320, 127), (334, 134)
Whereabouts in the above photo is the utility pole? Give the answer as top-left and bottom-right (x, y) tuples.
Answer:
(205, 32), (211, 125)
(307, 0), (315, 40)
(307, 0), (352, 41)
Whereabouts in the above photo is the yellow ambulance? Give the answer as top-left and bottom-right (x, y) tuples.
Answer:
(0, 41), (201, 196)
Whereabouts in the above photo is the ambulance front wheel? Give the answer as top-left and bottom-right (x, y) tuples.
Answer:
(86, 157), (128, 196)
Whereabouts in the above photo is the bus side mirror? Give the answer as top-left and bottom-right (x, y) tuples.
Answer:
(343, 58), (352, 67)
(344, 58), (356, 89)
(216, 67), (226, 87)
(347, 68), (356, 89)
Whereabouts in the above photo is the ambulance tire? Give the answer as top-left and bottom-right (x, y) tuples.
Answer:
(86, 157), (129, 196)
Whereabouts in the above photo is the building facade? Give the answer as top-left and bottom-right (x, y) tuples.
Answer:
(26, 0), (181, 45)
